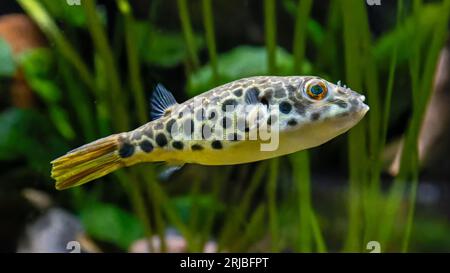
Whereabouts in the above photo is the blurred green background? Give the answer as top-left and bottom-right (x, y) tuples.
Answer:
(0, 0), (449, 253)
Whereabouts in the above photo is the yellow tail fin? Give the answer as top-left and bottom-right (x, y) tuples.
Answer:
(51, 134), (124, 190)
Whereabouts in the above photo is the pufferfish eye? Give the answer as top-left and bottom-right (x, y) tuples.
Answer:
(305, 80), (328, 100)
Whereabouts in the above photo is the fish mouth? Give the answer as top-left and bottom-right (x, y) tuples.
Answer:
(359, 95), (370, 114)
(352, 94), (369, 116)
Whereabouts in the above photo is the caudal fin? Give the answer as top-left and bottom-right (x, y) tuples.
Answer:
(51, 135), (124, 190)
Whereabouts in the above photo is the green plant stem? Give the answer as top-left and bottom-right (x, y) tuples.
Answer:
(317, 0), (340, 76)
(401, 0), (450, 252)
(177, 0), (200, 71)
(188, 177), (202, 252)
(397, 2), (421, 253)
(150, 178), (194, 247)
(381, 0), (450, 250)
(291, 152), (312, 252)
(141, 168), (167, 253)
(238, 204), (267, 251)
(310, 210), (327, 253)
(290, 0), (318, 253)
(264, 0), (277, 74)
(267, 158), (279, 251)
(115, 170), (154, 252)
(200, 172), (223, 251)
(352, 1), (382, 246)
(341, 0), (367, 252)
(59, 59), (97, 141)
(218, 162), (267, 251)
(292, 0), (313, 74)
(118, 0), (148, 124)
(380, 31), (400, 150)
(202, 0), (219, 84)
(83, 0), (129, 131)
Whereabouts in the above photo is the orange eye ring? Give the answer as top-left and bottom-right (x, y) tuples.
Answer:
(305, 80), (328, 100)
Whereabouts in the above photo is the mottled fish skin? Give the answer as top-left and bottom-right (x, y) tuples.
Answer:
(118, 76), (369, 166)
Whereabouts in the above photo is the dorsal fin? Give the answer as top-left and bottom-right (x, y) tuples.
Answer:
(150, 83), (178, 120)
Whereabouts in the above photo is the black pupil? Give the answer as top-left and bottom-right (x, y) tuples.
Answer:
(311, 85), (323, 96)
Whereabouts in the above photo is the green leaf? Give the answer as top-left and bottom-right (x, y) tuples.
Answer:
(80, 202), (145, 250)
(170, 194), (225, 226)
(374, 3), (442, 64)
(0, 37), (15, 77)
(0, 108), (67, 174)
(49, 106), (76, 140)
(18, 48), (61, 103)
(17, 48), (75, 140)
(138, 23), (204, 68)
(281, 0), (324, 47)
(0, 108), (29, 160)
(187, 46), (311, 97)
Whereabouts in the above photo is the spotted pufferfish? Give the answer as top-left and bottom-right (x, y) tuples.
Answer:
(51, 76), (369, 190)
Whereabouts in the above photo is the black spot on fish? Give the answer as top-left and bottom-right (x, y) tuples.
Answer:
(311, 112), (321, 121)
(172, 141), (184, 150)
(260, 96), (269, 107)
(274, 88), (286, 98)
(140, 140), (153, 153)
(178, 111), (184, 119)
(245, 125), (250, 132)
(202, 124), (212, 139)
(119, 142), (134, 158)
(155, 133), (168, 147)
(237, 118), (246, 132)
(144, 128), (154, 139)
(288, 92), (296, 101)
(195, 109), (205, 121)
(208, 110), (217, 120)
(233, 89), (243, 97)
(211, 140), (223, 149)
(294, 102), (306, 115)
(267, 115), (278, 126)
(228, 133), (242, 141)
(222, 99), (238, 112)
(287, 119), (298, 126)
(338, 112), (349, 117)
(279, 102), (292, 114)
(222, 116), (232, 128)
(264, 89), (274, 100)
(333, 100), (348, 108)
(166, 119), (176, 134)
(154, 122), (164, 130)
(350, 98), (359, 111)
(131, 130), (143, 141)
(186, 104), (194, 113)
(286, 84), (297, 93)
(191, 144), (204, 151)
(183, 119), (194, 136)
